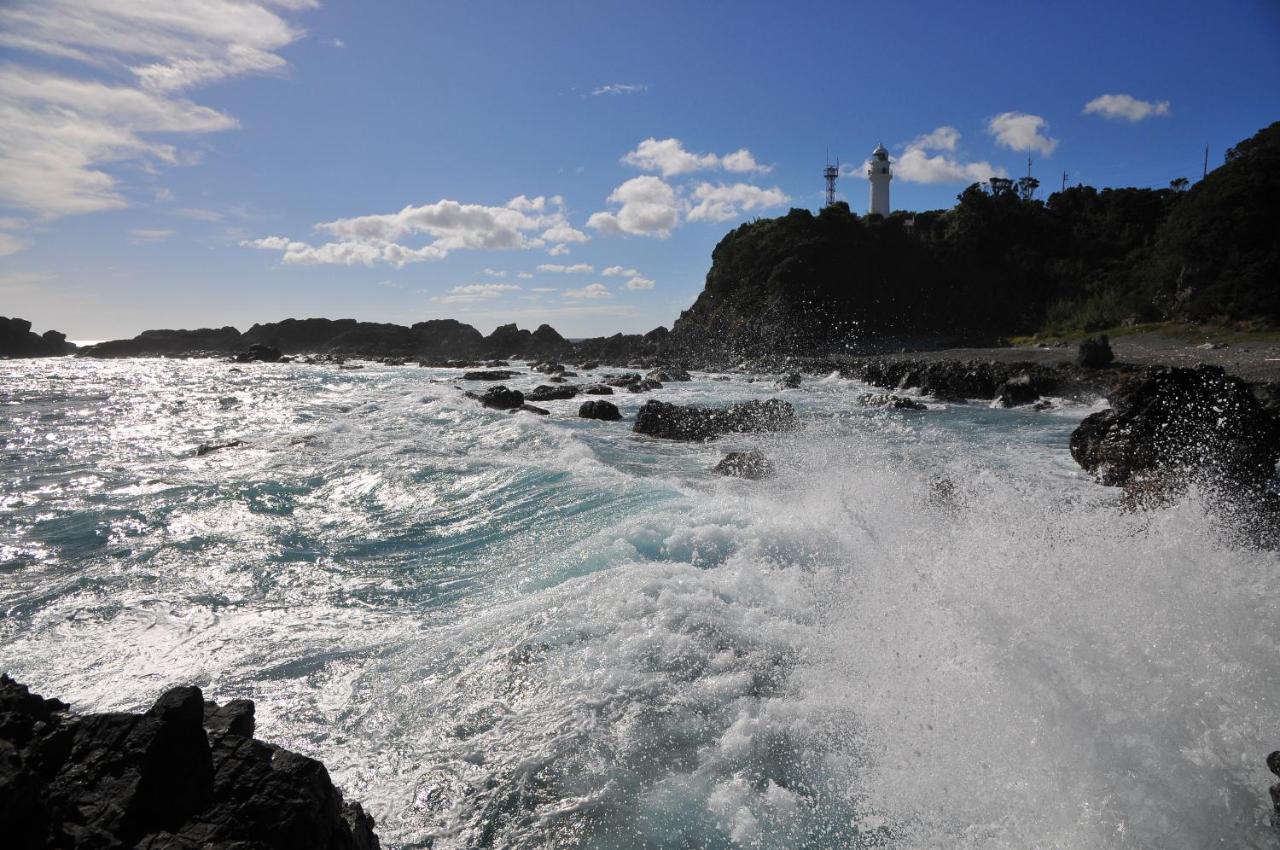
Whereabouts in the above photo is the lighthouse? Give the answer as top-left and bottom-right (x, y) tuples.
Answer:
(867, 143), (891, 217)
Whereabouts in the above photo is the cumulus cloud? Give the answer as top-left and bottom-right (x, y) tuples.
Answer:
(624, 276), (655, 290)
(686, 182), (789, 222)
(482, 267), (506, 277)
(547, 243), (570, 256)
(563, 283), (611, 299)
(0, 1), (314, 218)
(593, 83), (647, 96)
(432, 283), (521, 303)
(987, 112), (1058, 156)
(246, 195), (579, 267)
(622, 138), (772, 177)
(1084, 93), (1171, 122)
(587, 175), (681, 238)
(887, 127), (1007, 184)
(602, 266), (639, 277)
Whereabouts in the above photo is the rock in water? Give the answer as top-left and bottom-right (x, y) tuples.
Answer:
(578, 400), (622, 421)
(714, 450), (775, 479)
(1069, 365), (1280, 491)
(1077, 335), (1115, 368)
(233, 343), (283, 363)
(525, 384), (578, 401)
(633, 399), (795, 441)
(995, 373), (1040, 407)
(461, 370), (521, 381)
(776, 372), (802, 389)
(646, 366), (691, 382)
(196, 439), (244, 456)
(0, 675), (379, 849)
(475, 385), (524, 410)
(579, 384), (614, 396)
(857, 393), (927, 411)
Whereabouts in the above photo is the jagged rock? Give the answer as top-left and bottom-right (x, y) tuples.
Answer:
(776, 372), (802, 389)
(526, 385), (578, 401)
(627, 378), (663, 393)
(580, 384), (614, 395)
(196, 440), (244, 456)
(1077, 335), (1115, 368)
(578, 400), (622, 421)
(713, 450), (774, 479)
(461, 370), (520, 381)
(577, 361), (599, 371)
(633, 398), (796, 441)
(995, 373), (1040, 407)
(0, 317), (78, 358)
(518, 403), (549, 415)
(467, 385), (524, 410)
(83, 327), (244, 358)
(233, 343), (283, 363)
(646, 367), (691, 382)
(0, 675), (379, 850)
(857, 393), (927, 410)
(533, 362), (565, 375)
(1069, 365), (1280, 491)
(604, 373), (642, 388)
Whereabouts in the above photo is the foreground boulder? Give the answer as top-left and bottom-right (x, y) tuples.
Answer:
(995, 373), (1040, 407)
(714, 450), (775, 479)
(1069, 366), (1280, 491)
(578, 400), (622, 421)
(633, 399), (795, 441)
(526, 384), (578, 401)
(0, 675), (378, 849)
(461, 370), (520, 381)
(857, 393), (927, 411)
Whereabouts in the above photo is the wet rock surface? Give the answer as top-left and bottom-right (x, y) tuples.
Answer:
(0, 675), (379, 850)
(1, 317), (78, 358)
(578, 400), (622, 421)
(857, 392), (927, 410)
(713, 450), (775, 479)
(633, 399), (795, 441)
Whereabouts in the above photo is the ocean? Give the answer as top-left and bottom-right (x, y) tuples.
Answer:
(2, 357), (1277, 848)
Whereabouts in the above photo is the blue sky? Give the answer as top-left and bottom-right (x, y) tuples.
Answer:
(1, 0), (1278, 340)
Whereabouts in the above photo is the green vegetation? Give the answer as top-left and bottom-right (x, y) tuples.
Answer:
(673, 122), (1279, 354)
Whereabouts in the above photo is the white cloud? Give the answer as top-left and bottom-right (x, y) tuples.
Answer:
(130, 228), (174, 243)
(621, 137), (771, 177)
(624, 276), (655, 290)
(0, 1), (314, 217)
(602, 265), (639, 277)
(541, 222), (589, 243)
(547, 243), (570, 256)
(482, 267), (506, 277)
(517, 271), (534, 279)
(530, 286), (557, 292)
(432, 283), (521, 303)
(375, 279), (402, 289)
(563, 283), (611, 299)
(686, 182), (789, 222)
(593, 83), (647, 96)
(0, 232), (29, 256)
(175, 207), (225, 222)
(884, 127), (1007, 184)
(537, 263), (593, 273)
(1083, 93), (1171, 122)
(987, 112), (1058, 156)
(326, 38), (346, 49)
(246, 195), (579, 267)
(587, 175), (680, 238)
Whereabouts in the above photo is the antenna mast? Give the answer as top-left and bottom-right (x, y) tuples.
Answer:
(1203, 145), (1209, 179)
(823, 153), (839, 208)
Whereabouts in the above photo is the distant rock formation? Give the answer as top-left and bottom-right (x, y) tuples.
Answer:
(1, 316), (78, 358)
(0, 675), (379, 849)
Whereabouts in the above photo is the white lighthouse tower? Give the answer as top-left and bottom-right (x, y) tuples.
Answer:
(867, 143), (892, 217)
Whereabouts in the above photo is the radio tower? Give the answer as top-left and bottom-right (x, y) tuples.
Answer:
(824, 155), (839, 207)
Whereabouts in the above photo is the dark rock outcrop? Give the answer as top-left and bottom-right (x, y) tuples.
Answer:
(580, 384), (614, 395)
(233, 343), (283, 363)
(1077, 335), (1115, 368)
(775, 372), (802, 389)
(627, 378), (663, 393)
(1, 317), (78, 358)
(1069, 365), (1280, 491)
(857, 393), (927, 410)
(195, 440), (244, 456)
(526, 385), (578, 402)
(83, 327), (244, 358)
(0, 675), (378, 849)
(578, 400), (622, 421)
(646, 367), (691, 383)
(633, 398), (796, 441)
(995, 373), (1040, 407)
(471, 385), (524, 410)
(713, 450), (775, 479)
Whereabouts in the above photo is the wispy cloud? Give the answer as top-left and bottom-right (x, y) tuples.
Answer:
(593, 83), (647, 96)
(537, 263), (593, 273)
(602, 265), (639, 277)
(130, 228), (175, 243)
(1084, 93), (1171, 122)
(431, 283), (522, 303)
(563, 283), (611, 299)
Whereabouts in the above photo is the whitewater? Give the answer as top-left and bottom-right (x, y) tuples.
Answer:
(2, 357), (1277, 848)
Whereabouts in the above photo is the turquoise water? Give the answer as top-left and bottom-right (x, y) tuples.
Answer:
(2, 358), (1277, 848)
